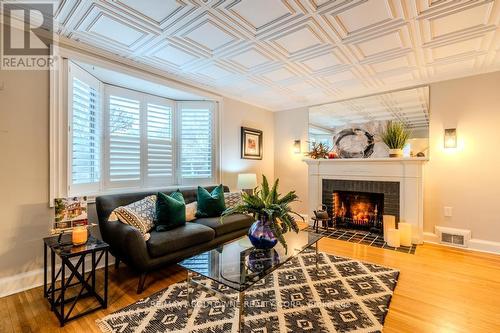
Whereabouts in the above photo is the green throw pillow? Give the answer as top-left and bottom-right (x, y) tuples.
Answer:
(196, 185), (226, 218)
(155, 191), (186, 232)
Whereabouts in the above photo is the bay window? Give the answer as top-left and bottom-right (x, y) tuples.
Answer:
(66, 61), (218, 196)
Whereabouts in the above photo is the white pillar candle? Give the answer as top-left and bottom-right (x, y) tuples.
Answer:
(387, 228), (400, 248)
(383, 215), (396, 242)
(398, 222), (412, 247)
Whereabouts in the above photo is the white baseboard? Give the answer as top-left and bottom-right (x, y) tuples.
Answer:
(0, 254), (114, 298)
(424, 232), (500, 255)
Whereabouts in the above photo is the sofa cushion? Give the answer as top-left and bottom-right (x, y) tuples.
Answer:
(196, 185), (226, 218)
(147, 223), (215, 258)
(196, 214), (254, 237)
(110, 195), (157, 241)
(155, 191), (186, 232)
(224, 192), (242, 209)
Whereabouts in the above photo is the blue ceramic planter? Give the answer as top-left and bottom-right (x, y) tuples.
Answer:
(247, 218), (278, 250)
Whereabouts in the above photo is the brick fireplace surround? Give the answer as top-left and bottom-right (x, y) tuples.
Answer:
(305, 157), (427, 244)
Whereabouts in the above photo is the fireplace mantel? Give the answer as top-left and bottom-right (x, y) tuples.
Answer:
(303, 157), (428, 163)
(304, 157), (427, 244)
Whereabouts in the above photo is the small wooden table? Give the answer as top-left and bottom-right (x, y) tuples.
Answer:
(312, 216), (332, 233)
(43, 234), (109, 326)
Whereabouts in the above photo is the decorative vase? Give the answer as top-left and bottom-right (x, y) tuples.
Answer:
(247, 217), (278, 250)
(388, 148), (403, 158)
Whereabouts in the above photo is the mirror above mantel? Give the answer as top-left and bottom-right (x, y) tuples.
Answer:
(308, 86), (430, 159)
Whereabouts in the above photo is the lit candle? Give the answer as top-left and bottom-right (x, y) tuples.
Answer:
(383, 215), (396, 242)
(72, 226), (88, 246)
(398, 222), (412, 247)
(387, 228), (400, 248)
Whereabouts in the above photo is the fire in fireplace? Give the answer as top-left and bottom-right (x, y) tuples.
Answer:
(333, 191), (384, 233)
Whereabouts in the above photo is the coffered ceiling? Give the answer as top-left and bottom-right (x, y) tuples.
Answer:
(52, 0), (500, 110)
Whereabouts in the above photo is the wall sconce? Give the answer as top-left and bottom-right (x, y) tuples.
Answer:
(444, 128), (457, 148)
(293, 140), (301, 154)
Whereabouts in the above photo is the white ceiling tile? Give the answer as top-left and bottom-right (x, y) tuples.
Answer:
(356, 31), (403, 57)
(371, 56), (410, 73)
(229, 0), (292, 29)
(117, 0), (182, 23)
(88, 15), (144, 46)
(184, 21), (236, 51)
(262, 67), (296, 81)
(302, 52), (342, 71)
(432, 37), (482, 60)
(335, 0), (393, 33)
(430, 3), (491, 38)
(196, 64), (234, 80)
(229, 48), (272, 68)
(152, 44), (197, 67)
(274, 26), (323, 54)
(323, 70), (357, 83)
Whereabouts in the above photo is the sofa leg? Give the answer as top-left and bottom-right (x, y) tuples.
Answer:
(137, 273), (147, 294)
(114, 257), (120, 270)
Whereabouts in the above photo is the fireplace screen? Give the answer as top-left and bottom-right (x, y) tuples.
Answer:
(333, 191), (384, 233)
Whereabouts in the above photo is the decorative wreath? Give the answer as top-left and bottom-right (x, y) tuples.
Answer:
(334, 128), (374, 158)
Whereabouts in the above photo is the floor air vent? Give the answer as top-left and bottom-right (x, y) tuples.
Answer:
(435, 226), (471, 248)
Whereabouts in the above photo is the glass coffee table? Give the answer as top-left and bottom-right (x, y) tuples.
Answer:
(179, 230), (323, 332)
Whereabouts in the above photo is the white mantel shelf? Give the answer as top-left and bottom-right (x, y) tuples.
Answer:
(303, 157), (428, 163)
(304, 156), (426, 244)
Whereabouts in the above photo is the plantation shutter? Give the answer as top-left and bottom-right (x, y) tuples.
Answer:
(105, 87), (142, 188)
(178, 102), (216, 184)
(68, 63), (101, 195)
(146, 99), (174, 186)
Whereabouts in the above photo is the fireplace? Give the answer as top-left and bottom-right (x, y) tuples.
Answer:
(322, 179), (400, 235)
(305, 159), (426, 244)
(333, 191), (384, 233)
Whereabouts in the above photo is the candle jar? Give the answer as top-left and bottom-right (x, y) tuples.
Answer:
(72, 226), (88, 246)
(398, 222), (412, 247)
(387, 228), (400, 248)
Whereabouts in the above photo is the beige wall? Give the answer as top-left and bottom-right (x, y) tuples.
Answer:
(0, 69), (275, 296)
(220, 98), (274, 190)
(273, 107), (309, 214)
(425, 71), (500, 242)
(0, 69), (51, 285)
(273, 71), (500, 243)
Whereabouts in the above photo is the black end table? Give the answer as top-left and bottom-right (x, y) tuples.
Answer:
(43, 234), (109, 326)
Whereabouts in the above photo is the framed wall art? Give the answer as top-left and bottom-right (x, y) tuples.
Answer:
(241, 127), (263, 160)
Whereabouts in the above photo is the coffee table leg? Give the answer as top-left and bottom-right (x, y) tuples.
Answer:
(187, 271), (192, 317)
(238, 291), (245, 332)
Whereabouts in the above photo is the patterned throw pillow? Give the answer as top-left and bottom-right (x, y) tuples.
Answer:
(108, 195), (156, 241)
(224, 192), (242, 209)
(185, 202), (197, 222)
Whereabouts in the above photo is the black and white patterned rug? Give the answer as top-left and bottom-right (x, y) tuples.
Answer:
(97, 250), (399, 333)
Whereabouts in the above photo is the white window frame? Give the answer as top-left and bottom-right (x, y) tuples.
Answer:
(67, 61), (103, 197)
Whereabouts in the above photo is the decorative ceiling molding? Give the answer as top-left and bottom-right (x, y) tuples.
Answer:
(53, 0), (500, 111)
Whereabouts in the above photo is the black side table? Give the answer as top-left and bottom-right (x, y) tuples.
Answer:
(43, 234), (109, 326)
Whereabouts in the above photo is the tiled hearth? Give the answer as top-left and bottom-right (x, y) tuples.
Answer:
(305, 226), (417, 255)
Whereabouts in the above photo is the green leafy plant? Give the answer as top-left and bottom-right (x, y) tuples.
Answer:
(221, 175), (303, 251)
(381, 121), (411, 149)
(307, 142), (331, 159)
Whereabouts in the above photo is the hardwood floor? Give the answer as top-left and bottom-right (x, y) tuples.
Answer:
(1, 235), (499, 332)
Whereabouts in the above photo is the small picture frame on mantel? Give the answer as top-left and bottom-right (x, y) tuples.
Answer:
(241, 127), (263, 160)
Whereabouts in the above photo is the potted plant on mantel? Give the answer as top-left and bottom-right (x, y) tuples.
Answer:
(381, 121), (411, 158)
(221, 176), (303, 252)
